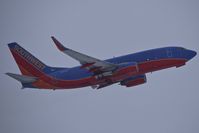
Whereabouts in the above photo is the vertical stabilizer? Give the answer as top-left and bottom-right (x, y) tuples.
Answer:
(8, 43), (48, 77)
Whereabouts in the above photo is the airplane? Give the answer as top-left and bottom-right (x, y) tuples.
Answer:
(6, 36), (197, 90)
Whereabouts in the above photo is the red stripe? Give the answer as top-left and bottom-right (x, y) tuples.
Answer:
(137, 58), (187, 74)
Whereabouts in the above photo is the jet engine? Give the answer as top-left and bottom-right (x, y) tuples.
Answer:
(109, 62), (139, 82)
(95, 62), (139, 81)
(120, 74), (147, 87)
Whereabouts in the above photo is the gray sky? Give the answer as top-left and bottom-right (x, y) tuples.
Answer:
(0, 0), (199, 133)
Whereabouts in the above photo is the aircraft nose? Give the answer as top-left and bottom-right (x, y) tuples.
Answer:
(185, 49), (197, 60)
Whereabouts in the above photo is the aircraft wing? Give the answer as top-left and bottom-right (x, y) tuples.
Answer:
(51, 36), (118, 74)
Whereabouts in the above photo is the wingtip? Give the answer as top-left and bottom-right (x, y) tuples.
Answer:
(51, 36), (67, 51)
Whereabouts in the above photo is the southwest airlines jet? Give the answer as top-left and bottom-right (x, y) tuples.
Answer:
(6, 37), (197, 90)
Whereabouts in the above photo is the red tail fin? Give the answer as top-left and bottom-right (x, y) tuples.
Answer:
(8, 43), (47, 77)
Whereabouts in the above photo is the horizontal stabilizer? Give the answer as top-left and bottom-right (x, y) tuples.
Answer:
(6, 73), (37, 83)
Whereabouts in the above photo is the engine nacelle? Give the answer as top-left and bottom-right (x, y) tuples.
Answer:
(95, 71), (113, 79)
(116, 62), (138, 74)
(120, 74), (147, 87)
(95, 62), (139, 81)
(110, 62), (139, 81)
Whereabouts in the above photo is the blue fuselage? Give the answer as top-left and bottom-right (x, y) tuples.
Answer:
(49, 47), (196, 80)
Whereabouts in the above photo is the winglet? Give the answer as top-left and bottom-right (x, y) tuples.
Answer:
(51, 36), (68, 51)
